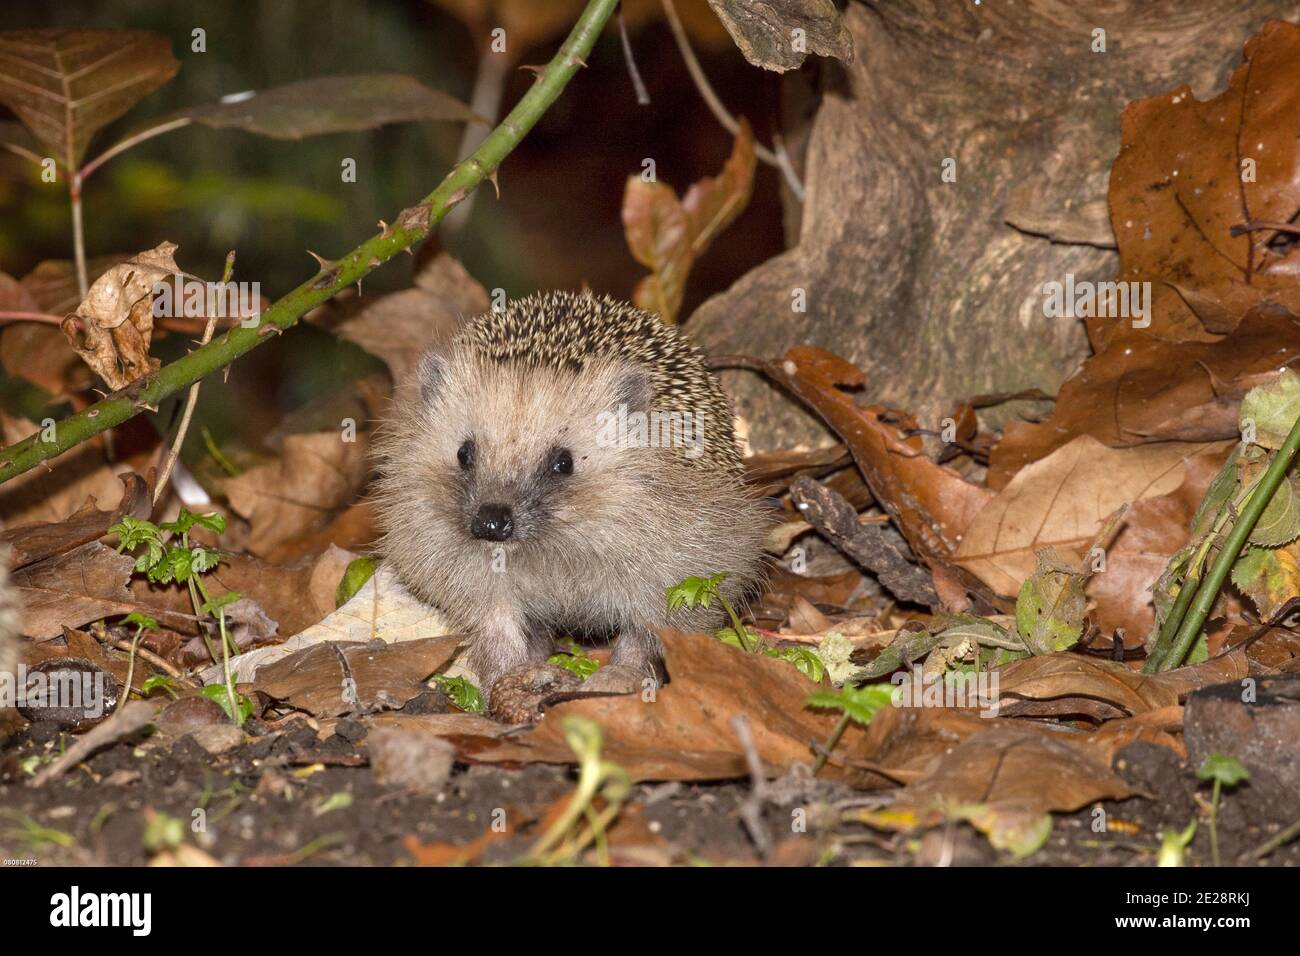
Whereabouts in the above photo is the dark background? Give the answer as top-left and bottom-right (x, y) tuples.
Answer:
(0, 0), (789, 459)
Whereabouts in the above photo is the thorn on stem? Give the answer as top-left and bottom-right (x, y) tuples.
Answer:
(306, 250), (337, 272)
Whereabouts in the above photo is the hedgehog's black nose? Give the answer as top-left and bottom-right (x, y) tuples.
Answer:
(472, 503), (514, 541)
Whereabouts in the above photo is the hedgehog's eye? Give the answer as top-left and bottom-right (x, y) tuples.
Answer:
(457, 440), (475, 470)
(549, 448), (574, 476)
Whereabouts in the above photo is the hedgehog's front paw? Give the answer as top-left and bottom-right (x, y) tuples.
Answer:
(582, 663), (652, 696)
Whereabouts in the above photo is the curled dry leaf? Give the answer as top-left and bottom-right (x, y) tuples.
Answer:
(61, 242), (180, 389)
(623, 120), (755, 324)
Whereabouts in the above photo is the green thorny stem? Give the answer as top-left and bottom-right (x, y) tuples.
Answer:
(1146, 413), (1300, 672)
(0, 0), (623, 485)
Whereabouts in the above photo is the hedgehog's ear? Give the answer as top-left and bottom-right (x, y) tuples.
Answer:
(612, 364), (651, 414)
(417, 351), (450, 405)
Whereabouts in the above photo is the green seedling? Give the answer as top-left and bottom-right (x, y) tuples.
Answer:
(431, 674), (484, 713)
(110, 510), (243, 725)
(525, 716), (630, 866)
(548, 640), (601, 679)
(1197, 753), (1250, 867)
(1157, 819), (1198, 867)
(118, 612), (158, 715)
(668, 573), (824, 678)
(807, 683), (897, 775)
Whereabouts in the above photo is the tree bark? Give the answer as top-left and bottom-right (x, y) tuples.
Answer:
(692, 0), (1300, 451)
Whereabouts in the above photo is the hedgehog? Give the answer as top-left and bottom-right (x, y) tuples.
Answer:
(372, 291), (770, 702)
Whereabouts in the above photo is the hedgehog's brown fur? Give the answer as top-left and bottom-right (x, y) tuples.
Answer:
(373, 291), (769, 699)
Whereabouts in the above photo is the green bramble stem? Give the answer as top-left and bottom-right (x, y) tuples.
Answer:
(1152, 412), (1300, 672)
(0, 0), (621, 485)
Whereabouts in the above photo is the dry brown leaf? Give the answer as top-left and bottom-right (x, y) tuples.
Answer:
(706, 0), (853, 73)
(989, 309), (1300, 486)
(1, 472), (148, 568)
(995, 653), (1179, 719)
(463, 630), (872, 784)
(956, 436), (1232, 636)
(764, 346), (991, 560)
(61, 242), (180, 389)
(624, 121), (755, 323)
(20, 255), (131, 315)
(888, 725), (1134, 821)
(1104, 19), (1300, 349)
(250, 636), (460, 718)
(0, 411), (132, 530)
(224, 430), (369, 558)
(0, 29), (178, 169)
(311, 253), (487, 389)
(13, 541), (194, 640)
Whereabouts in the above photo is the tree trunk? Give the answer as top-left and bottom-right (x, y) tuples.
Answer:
(691, 0), (1300, 451)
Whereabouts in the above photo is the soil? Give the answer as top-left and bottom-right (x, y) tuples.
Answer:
(2, 719), (1296, 867)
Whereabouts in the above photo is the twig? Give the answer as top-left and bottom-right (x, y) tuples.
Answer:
(1228, 220), (1300, 239)
(730, 714), (773, 858)
(78, 118), (194, 181)
(30, 700), (157, 787)
(153, 251), (234, 506)
(0, 0), (624, 485)
(617, 5), (651, 105)
(1246, 815), (1300, 861)
(0, 312), (64, 325)
(105, 638), (193, 682)
(1155, 414), (1300, 670)
(791, 475), (939, 608)
(660, 0), (804, 200)
(70, 172), (87, 299)
(441, 37), (514, 237)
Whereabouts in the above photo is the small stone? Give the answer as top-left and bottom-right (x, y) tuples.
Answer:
(368, 726), (455, 793)
(334, 717), (368, 743)
(1184, 676), (1300, 793)
(158, 696), (229, 736)
(187, 724), (245, 756)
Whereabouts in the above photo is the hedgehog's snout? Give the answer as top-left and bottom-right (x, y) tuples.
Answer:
(471, 503), (514, 541)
